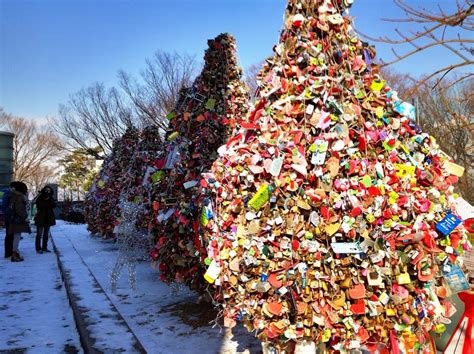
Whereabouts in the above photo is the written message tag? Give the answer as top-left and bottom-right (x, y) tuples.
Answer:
(443, 263), (470, 293)
(331, 242), (363, 254)
(436, 213), (462, 236)
(164, 146), (180, 169)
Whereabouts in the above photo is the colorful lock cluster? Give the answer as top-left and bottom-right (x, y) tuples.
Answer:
(197, 0), (471, 352)
(146, 33), (250, 289)
(83, 1), (472, 352)
(84, 127), (141, 238)
(114, 125), (165, 235)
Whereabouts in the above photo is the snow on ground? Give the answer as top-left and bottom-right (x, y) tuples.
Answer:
(0, 228), (82, 353)
(53, 221), (261, 354)
(0, 221), (261, 353)
(53, 230), (143, 353)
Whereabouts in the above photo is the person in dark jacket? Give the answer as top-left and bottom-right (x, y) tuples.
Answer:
(9, 181), (30, 262)
(34, 186), (56, 253)
(2, 184), (13, 258)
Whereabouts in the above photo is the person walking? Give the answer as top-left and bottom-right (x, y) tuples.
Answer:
(9, 181), (30, 262)
(34, 186), (56, 253)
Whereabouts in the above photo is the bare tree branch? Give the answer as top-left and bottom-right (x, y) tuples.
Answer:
(380, 39), (474, 66)
(358, 0), (473, 88)
(414, 79), (474, 203)
(53, 83), (134, 159)
(119, 51), (198, 128)
(417, 61), (473, 89)
(0, 109), (62, 189)
(244, 61), (265, 100)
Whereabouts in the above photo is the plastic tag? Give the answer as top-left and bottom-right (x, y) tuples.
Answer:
(164, 146), (180, 169)
(310, 140), (329, 165)
(443, 263), (470, 293)
(183, 180), (199, 189)
(248, 185), (272, 211)
(443, 161), (465, 177)
(331, 242), (362, 254)
(270, 157), (284, 177)
(436, 213), (462, 236)
(204, 260), (221, 283)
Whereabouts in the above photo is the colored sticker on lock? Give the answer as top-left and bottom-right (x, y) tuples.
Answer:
(248, 184), (273, 211)
(204, 260), (221, 284)
(370, 79), (385, 93)
(395, 164), (416, 179)
(151, 171), (165, 183)
(393, 100), (416, 121)
(200, 204), (214, 227)
(167, 131), (179, 141)
(166, 111), (176, 120)
(205, 98), (216, 110)
(397, 272), (411, 285)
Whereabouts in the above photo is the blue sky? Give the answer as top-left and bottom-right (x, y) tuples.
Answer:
(0, 0), (465, 120)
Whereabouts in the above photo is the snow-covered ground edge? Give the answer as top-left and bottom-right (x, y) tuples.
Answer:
(53, 221), (261, 354)
(0, 228), (82, 353)
(53, 231), (144, 353)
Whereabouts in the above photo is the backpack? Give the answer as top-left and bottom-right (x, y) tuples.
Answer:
(1, 189), (13, 224)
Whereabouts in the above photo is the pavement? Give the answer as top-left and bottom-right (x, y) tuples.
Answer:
(0, 222), (261, 354)
(52, 231), (145, 353)
(0, 230), (82, 353)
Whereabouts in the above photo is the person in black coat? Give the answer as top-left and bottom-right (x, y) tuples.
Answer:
(34, 186), (56, 253)
(8, 181), (30, 262)
(3, 182), (15, 258)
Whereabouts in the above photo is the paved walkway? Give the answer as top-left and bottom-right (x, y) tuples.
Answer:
(1, 223), (261, 354)
(52, 229), (145, 353)
(0, 230), (82, 353)
(53, 222), (261, 354)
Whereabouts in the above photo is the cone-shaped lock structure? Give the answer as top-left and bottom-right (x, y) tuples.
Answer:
(84, 127), (141, 238)
(113, 125), (164, 234)
(148, 33), (250, 289)
(129, 88), (196, 233)
(199, 0), (471, 352)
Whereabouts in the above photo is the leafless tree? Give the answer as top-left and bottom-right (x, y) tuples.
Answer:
(28, 165), (58, 195)
(118, 51), (197, 128)
(55, 52), (197, 158)
(244, 61), (265, 99)
(0, 109), (62, 190)
(416, 79), (473, 202)
(54, 83), (134, 159)
(360, 0), (473, 89)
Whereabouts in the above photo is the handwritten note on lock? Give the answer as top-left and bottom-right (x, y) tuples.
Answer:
(331, 242), (362, 254)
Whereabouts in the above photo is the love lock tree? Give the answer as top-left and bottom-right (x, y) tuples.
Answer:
(196, 0), (471, 353)
(146, 33), (250, 289)
(84, 127), (141, 238)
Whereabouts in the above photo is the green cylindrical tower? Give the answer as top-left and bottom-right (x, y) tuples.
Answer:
(0, 131), (14, 187)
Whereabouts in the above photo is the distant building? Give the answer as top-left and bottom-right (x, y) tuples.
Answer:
(0, 131), (14, 188)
